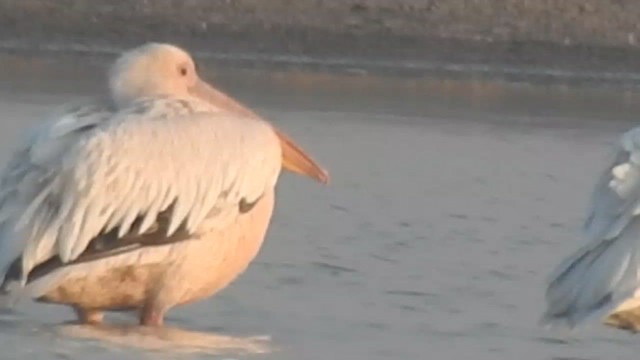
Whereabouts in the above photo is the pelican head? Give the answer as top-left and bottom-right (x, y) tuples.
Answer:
(109, 43), (199, 105)
(109, 43), (329, 184)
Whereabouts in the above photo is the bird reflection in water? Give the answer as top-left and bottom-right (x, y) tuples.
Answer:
(55, 322), (272, 355)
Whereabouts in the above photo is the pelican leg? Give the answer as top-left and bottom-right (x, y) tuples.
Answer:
(140, 304), (166, 327)
(73, 306), (104, 325)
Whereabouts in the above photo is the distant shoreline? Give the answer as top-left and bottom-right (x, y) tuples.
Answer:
(3, 1), (640, 84)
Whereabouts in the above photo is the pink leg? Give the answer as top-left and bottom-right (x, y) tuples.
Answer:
(140, 304), (165, 327)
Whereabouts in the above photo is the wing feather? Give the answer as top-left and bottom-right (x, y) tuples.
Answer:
(0, 102), (114, 281)
(544, 127), (640, 327)
(0, 96), (282, 285)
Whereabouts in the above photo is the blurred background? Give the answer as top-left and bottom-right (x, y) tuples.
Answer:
(1, 1), (640, 359)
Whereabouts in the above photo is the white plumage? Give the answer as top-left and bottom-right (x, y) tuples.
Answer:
(0, 103), (114, 279)
(543, 126), (640, 329)
(0, 43), (328, 326)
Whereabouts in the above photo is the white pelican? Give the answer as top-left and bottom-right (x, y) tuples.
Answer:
(0, 43), (329, 327)
(543, 126), (640, 331)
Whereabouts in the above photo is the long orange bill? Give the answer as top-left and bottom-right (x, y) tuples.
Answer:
(192, 79), (260, 118)
(275, 128), (329, 185)
(193, 79), (329, 184)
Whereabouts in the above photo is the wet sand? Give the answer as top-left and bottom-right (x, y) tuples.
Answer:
(1, 56), (640, 359)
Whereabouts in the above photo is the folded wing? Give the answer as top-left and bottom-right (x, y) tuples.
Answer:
(0, 97), (282, 286)
(544, 127), (640, 327)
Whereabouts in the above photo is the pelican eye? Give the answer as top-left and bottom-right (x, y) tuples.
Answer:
(179, 66), (188, 77)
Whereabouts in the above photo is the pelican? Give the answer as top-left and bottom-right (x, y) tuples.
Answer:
(0, 43), (329, 327)
(542, 126), (640, 331)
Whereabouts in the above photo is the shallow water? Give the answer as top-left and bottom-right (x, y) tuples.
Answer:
(1, 55), (640, 359)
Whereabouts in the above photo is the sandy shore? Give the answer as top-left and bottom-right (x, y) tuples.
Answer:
(3, 1), (640, 80)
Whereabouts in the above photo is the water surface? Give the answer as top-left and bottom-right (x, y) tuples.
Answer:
(0, 55), (639, 359)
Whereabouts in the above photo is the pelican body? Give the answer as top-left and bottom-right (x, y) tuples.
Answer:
(0, 43), (328, 326)
(543, 126), (640, 331)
